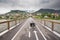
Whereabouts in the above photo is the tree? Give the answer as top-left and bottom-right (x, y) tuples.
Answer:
(0, 16), (2, 19)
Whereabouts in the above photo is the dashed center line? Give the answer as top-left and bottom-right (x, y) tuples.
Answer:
(34, 30), (39, 40)
(36, 25), (47, 40)
(28, 31), (31, 38)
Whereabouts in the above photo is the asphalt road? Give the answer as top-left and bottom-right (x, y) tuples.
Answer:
(20, 25), (45, 40)
(0, 19), (26, 40)
(34, 18), (60, 40)
(13, 17), (60, 40)
(12, 17), (45, 40)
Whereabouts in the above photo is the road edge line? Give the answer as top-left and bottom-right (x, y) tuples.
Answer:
(0, 23), (20, 36)
(36, 25), (47, 40)
(11, 19), (29, 40)
(40, 23), (60, 37)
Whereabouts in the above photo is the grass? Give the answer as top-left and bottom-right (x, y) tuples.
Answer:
(34, 15), (60, 20)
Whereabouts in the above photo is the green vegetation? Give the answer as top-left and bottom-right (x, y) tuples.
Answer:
(0, 10), (28, 20)
(34, 13), (60, 20)
(0, 16), (2, 19)
(33, 9), (60, 20)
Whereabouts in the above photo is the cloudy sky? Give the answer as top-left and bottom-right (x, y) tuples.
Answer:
(0, 0), (60, 14)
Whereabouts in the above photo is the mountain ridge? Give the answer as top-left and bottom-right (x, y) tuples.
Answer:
(34, 9), (60, 13)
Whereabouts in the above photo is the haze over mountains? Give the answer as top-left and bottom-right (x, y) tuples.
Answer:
(35, 9), (60, 13)
(8, 9), (60, 14)
(0, 8), (60, 16)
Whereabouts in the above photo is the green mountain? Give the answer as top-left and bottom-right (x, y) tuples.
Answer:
(7, 10), (27, 14)
(4, 10), (29, 16)
(34, 9), (60, 14)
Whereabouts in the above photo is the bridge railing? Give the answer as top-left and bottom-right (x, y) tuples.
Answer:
(0, 19), (20, 33)
(0, 17), (26, 33)
(40, 19), (60, 34)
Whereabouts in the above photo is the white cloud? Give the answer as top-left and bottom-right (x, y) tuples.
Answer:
(0, 0), (41, 14)
(0, 8), (10, 14)
(0, 0), (60, 14)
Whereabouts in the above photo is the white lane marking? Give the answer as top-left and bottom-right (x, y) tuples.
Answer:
(34, 31), (39, 40)
(40, 23), (60, 37)
(53, 31), (60, 37)
(36, 25), (47, 40)
(0, 23), (20, 36)
(28, 31), (31, 38)
(28, 26), (31, 38)
(0, 30), (8, 36)
(11, 18), (30, 40)
(32, 18), (47, 40)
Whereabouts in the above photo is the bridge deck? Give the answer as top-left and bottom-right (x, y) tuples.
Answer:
(0, 17), (60, 40)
